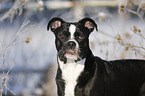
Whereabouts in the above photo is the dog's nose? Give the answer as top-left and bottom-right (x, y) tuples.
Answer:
(67, 41), (76, 49)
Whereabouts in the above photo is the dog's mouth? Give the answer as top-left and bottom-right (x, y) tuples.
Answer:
(58, 48), (82, 62)
(64, 50), (79, 60)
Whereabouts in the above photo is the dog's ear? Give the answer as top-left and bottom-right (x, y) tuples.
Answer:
(47, 17), (65, 32)
(79, 18), (98, 32)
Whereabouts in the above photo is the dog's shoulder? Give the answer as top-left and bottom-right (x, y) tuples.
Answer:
(106, 59), (145, 80)
(94, 57), (145, 68)
(109, 59), (145, 64)
(108, 59), (145, 69)
(94, 57), (145, 75)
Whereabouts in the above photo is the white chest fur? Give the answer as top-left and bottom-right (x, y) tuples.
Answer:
(58, 59), (85, 96)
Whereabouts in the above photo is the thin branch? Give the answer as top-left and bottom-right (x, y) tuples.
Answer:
(0, 19), (36, 55)
(136, 33), (145, 40)
(0, 0), (29, 23)
(99, 30), (116, 39)
(6, 63), (15, 79)
(0, 54), (16, 96)
(0, 54), (5, 96)
(137, 6), (141, 14)
(5, 84), (16, 96)
(130, 45), (145, 50)
(0, 19), (36, 96)
(127, 8), (144, 22)
(127, 8), (138, 15)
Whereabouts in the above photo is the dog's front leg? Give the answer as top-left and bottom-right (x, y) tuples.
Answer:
(56, 79), (65, 96)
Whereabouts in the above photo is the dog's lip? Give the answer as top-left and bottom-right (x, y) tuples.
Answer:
(58, 49), (80, 60)
(65, 53), (78, 60)
(68, 50), (75, 54)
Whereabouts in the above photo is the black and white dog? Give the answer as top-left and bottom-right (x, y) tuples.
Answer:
(47, 17), (145, 96)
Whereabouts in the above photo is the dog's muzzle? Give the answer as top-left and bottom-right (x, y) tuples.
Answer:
(66, 41), (76, 49)
(58, 40), (81, 62)
(64, 41), (78, 60)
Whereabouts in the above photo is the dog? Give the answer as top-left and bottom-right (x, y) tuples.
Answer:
(47, 17), (145, 96)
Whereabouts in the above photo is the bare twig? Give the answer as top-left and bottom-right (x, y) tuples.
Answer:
(0, 0), (29, 23)
(99, 30), (116, 39)
(130, 26), (145, 40)
(0, 18), (36, 96)
(116, 31), (145, 57)
(1, 54), (6, 96)
(5, 84), (16, 96)
(137, 6), (141, 14)
(4, 63), (16, 96)
(0, 19), (36, 55)
(127, 8), (144, 22)
(136, 33), (145, 40)
(0, 54), (16, 96)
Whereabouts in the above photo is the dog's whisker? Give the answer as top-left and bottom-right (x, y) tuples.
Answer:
(72, 51), (82, 60)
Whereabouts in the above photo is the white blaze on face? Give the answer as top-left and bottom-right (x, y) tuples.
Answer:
(65, 24), (79, 60)
(69, 24), (76, 39)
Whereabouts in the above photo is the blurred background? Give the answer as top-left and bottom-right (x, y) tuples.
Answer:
(0, 0), (145, 96)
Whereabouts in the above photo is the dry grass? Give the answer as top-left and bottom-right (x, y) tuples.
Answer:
(0, 15), (36, 95)
(0, 0), (29, 23)
(115, 0), (145, 57)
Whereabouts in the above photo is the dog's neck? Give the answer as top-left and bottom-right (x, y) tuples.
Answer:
(57, 57), (86, 96)
(56, 48), (96, 96)
(85, 48), (96, 69)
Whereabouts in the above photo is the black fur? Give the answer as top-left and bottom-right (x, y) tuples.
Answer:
(47, 17), (145, 96)
(56, 49), (145, 96)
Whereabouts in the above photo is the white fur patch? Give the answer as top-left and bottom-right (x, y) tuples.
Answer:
(58, 58), (85, 96)
(65, 53), (78, 60)
(69, 24), (76, 39)
(68, 24), (79, 50)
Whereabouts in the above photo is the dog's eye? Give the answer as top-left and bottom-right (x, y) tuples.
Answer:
(79, 35), (84, 39)
(60, 34), (64, 39)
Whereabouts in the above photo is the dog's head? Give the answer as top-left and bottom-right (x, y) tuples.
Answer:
(47, 17), (98, 63)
